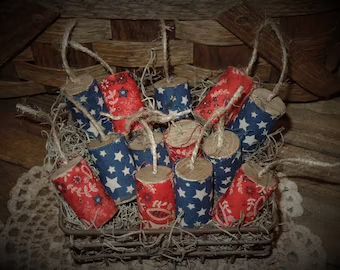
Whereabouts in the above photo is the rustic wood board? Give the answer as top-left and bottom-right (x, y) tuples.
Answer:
(15, 61), (108, 88)
(54, 0), (340, 19)
(282, 105), (340, 157)
(93, 40), (193, 67)
(36, 18), (112, 43)
(175, 20), (243, 46)
(217, 4), (340, 98)
(0, 80), (46, 98)
(0, 0), (59, 66)
(174, 64), (222, 86)
(263, 82), (319, 102)
(111, 20), (175, 42)
(0, 112), (46, 168)
(31, 42), (97, 69)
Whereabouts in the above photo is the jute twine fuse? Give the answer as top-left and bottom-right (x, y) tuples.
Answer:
(61, 20), (109, 142)
(245, 20), (288, 101)
(258, 158), (340, 178)
(139, 120), (158, 174)
(160, 19), (170, 83)
(190, 86), (244, 169)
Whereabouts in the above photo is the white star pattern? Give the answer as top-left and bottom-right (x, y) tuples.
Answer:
(87, 122), (99, 137)
(156, 100), (163, 109)
(180, 219), (187, 227)
(115, 151), (124, 162)
(97, 97), (104, 107)
(193, 188), (208, 201)
(181, 96), (188, 105)
(223, 167), (231, 173)
(185, 183), (190, 187)
(100, 150), (107, 157)
(105, 177), (121, 193)
(239, 118), (249, 131)
(235, 150), (242, 160)
(194, 221), (201, 227)
(76, 119), (84, 125)
(91, 154), (97, 163)
(219, 187), (228, 194)
(177, 187), (186, 198)
(129, 155), (134, 165)
(197, 208), (206, 217)
(108, 166), (115, 174)
(164, 156), (170, 166)
(157, 87), (165, 94)
(187, 203), (195, 210)
(262, 129), (269, 136)
(251, 112), (258, 118)
(122, 166), (130, 176)
(79, 95), (87, 103)
(257, 121), (267, 129)
(170, 96), (177, 102)
(90, 109), (96, 115)
(126, 185), (134, 193)
(222, 177), (231, 185)
(94, 85), (99, 92)
(243, 135), (257, 146)
(133, 154), (139, 161)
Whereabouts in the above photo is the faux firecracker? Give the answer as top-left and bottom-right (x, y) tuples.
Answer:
(50, 156), (118, 228)
(164, 119), (203, 163)
(193, 66), (254, 126)
(175, 158), (213, 228)
(202, 130), (242, 196)
(88, 134), (137, 204)
(100, 71), (145, 135)
(63, 74), (113, 139)
(229, 88), (286, 154)
(213, 162), (278, 227)
(136, 166), (176, 229)
(129, 131), (171, 169)
(154, 77), (191, 118)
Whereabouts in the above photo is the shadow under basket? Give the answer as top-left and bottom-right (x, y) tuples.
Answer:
(58, 197), (278, 264)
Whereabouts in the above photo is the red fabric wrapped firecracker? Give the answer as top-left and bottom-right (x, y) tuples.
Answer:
(51, 156), (118, 228)
(194, 66), (254, 126)
(135, 166), (176, 229)
(100, 71), (145, 135)
(213, 162), (277, 227)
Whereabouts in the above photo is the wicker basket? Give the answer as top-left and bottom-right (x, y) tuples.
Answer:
(59, 199), (278, 263)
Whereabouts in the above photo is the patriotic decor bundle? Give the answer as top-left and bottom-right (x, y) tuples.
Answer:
(50, 20), (288, 230)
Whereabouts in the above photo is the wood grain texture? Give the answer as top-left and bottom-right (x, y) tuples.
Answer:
(193, 44), (251, 70)
(174, 64), (222, 86)
(53, 0), (340, 19)
(175, 20), (242, 46)
(93, 40), (193, 67)
(36, 18), (112, 43)
(217, 4), (340, 98)
(31, 42), (97, 68)
(282, 104), (340, 157)
(111, 20), (175, 42)
(263, 82), (319, 102)
(0, 80), (46, 98)
(0, 0), (59, 66)
(15, 61), (108, 87)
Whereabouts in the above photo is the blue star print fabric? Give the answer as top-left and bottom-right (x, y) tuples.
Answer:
(89, 135), (137, 204)
(205, 147), (242, 197)
(175, 175), (213, 228)
(229, 98), (279, 154)
(68, 80), (113, 139)
(130, 142), (172, 170)
(155, 83), (192, 118)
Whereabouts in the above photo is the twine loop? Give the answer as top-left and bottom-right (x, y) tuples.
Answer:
(245, 19), (288, 101)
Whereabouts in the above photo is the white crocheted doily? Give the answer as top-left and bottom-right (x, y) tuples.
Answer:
(0, 167), (326, 270)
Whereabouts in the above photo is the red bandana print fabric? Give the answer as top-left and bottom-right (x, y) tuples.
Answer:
(164, 142), (202, 164)
(194, 67), (254, 126)
(52, 158), (118, 228)
(213, 167), (277, 227)
(136, 173), (176, 229)
(100, 71), (145, 135)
